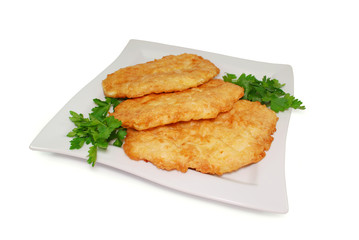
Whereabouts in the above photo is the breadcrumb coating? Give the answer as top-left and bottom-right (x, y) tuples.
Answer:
(102, 53), (220, 98)
(123, 100), (278, 175)
(110, 79), (244, 130)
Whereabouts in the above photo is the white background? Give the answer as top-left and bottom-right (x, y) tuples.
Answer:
(1, 0), (358, 239)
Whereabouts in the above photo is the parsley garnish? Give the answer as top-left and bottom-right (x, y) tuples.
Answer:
(67, 97), (127, 166)
(223, 73), (305, 112)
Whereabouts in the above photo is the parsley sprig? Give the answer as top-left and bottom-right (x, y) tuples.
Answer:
(67, 97), (127, 166)
(223, 73), (305, 112)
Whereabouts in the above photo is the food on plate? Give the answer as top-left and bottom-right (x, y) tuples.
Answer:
(102, 53), (220, 98)
(67, 98), (127, 166)
(68, 52), (304, 172)
(110, 79), (244, 130)
(223, 73), (305, 112)
(123, 100), (278, 175)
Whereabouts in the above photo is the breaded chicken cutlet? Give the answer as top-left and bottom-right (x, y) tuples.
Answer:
(110, 79), (244, 130)
(123, 100), (278, 175)
(102, 53), (220, 98)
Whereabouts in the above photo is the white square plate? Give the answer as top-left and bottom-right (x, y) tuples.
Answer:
(30, 39), (293, 213)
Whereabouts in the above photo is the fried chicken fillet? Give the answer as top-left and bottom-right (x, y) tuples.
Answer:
(123, 100), (278, 175)
(102, 53), (220, 98)
(110, 79), (244, 130)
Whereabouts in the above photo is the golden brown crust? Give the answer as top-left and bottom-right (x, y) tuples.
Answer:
(110, 79), (244, 130)
(102, 53), (220, 98)
(123, 100), (278, 175)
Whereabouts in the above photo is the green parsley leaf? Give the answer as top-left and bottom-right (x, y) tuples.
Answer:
(67, 97), (127, 166)
(87, 145), (98, 167)
(69, 137), (86, 149)
(223, 73), (305, 112)
(108, 97), (122, 109)
(113, 128), (127, 147)
(270, 96), (290, 113)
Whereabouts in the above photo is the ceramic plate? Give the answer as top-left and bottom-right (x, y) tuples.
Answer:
(30, 39), (292, 213)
